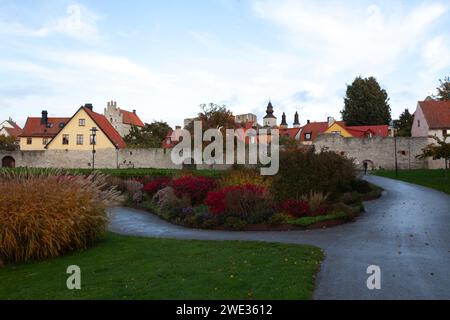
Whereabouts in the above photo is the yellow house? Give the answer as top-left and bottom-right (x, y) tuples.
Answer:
(19, 105), (126, 151)
(324, 122), (353, 137)
(46, 105), (126, 150)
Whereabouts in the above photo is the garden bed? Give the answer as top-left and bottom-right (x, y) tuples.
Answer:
(97, 149), (385, 232)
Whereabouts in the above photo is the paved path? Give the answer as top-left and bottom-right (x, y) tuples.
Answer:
(108, 175), (450, 299)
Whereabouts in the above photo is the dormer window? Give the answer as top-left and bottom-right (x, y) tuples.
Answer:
(304, 133), (312, 140)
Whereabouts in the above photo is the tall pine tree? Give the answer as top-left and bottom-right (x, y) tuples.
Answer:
(341, 76), (392, 126)
(435, 77), (450, 101)
(395, 109), (414, 137)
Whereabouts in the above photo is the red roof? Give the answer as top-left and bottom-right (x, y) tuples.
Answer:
(19, 117), (70, 137)
(299, 121), (345, 142)
(346, 125), (389, 138)
(121, 110), (144, 127)
(84, 107), (127, 149)
(279, 127), (301, 140)
(2, 121), (22, 138)
(418, 100), (450, 129)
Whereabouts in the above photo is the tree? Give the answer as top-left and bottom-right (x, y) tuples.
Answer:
(395, 109), (414, 137)
(434, 76), (450, 101)
(0, 135), (17, 151)
(186, 103), (236, 133)
(124, 121), (172, 148)
(417, 134), (450, 178)
(341, 76), (392, 126)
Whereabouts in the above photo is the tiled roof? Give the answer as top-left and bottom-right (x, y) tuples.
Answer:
(19, 117), (70, 137)
(4, 126), (22, 138)
(84, 107), (127, 149)
(299, 121), (345, 142)
(346, 125), (389, 137)
(121, 110), (144, 127)
(418, 100), (450, 129)
(279, 127), (301, 140)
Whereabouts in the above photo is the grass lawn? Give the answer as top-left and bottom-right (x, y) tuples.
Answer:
(373, 169), (450, 195)
(0, 233), (323, 300)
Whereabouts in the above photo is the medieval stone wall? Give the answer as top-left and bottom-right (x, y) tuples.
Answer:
(314, 134), (444, 170)
(0, 135), (445, 170)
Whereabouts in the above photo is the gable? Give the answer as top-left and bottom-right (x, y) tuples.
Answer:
(46, 108), (116, 150)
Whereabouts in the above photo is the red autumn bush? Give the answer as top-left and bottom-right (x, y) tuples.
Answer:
(205, 184), (269, 217)
(280, 199), (310, 217)
(143, 177), (171, 196)
(172, 176), (217, 205)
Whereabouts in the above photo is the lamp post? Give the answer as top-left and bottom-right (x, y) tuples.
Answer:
(90, 127), (98, 170)
(390, 120), (398, 177)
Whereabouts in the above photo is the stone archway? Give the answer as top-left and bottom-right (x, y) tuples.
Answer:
(362, 160), (375, 171)
(1, 156), (15, 168)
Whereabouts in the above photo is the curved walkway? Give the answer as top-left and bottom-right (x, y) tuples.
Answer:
(108, 175), (450, 299)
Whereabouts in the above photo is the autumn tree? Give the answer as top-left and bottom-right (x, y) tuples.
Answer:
(0, 135), (18, 151)
(417, 134), (450, 178)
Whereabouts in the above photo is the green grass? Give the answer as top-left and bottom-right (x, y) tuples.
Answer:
(373, 169), (450, 195)
(0, 233), (323, 300)
(288, 212), (353, 227)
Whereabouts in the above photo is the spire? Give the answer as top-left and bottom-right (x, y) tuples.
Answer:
(263, 100), (276, 119)
(281, 112), (287, 124)
(293, 111), (300, 128)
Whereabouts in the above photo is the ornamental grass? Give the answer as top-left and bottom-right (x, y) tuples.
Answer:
(0, 169), (123, 264)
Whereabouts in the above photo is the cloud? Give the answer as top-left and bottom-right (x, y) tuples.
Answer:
(250, 0), (449, 118)
(0, 4), (98, 40)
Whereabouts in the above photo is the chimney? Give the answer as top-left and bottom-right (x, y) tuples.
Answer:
(41, 110), (48, 126)
(307, 120), (310, 124)
(84, 103), (93, 111)
(327, 116), (335, 127)
(133, 109), (136, 114)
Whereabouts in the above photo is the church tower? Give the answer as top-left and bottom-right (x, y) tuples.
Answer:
(263, 101), (277, 127)
(293, 111), (300, 128)
(280, 112), (288, 129)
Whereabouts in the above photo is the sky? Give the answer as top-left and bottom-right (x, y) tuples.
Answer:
(0, 0), (449, 128)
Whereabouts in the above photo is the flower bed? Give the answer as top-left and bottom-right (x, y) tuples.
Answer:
(113, 160), (382, 231)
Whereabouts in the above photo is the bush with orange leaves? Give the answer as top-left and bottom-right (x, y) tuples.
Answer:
(0, 169), (124, 264)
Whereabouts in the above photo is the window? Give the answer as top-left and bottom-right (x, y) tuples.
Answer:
(417, 120), (420, 128)
(79, 119), (86, 127)
(76, 134), (84, 145)
(42, 138), (48, 145)
(90, 134), (96, 145)
(304, 133), (312, 140)
(27, 137), (32, 145)
(443, 129), (448, 136)
(331, 131), (341, 135)
(62, 134), (69, 145)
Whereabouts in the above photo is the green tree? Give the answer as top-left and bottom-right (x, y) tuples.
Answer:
(0, 135), (17, 151)
(434, 76), (450, 101)
(417, 134), (450, 178)
(341, 76), (392, 126)
(395, 109), (414, 137)
(124, 121), (172, 148)
(186, 103), (236, 133)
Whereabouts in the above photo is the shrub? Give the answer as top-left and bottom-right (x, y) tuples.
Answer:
(172, 176), (217, 205)
(143, 177), (171, 196)
(302, 191), (329, 212)
(123, 180), (144, 200)
(351, 179), (372, 194)
(279, 199), (310, 217)
(0, 171), (123, 263)
(223, 217), (248, 230)
(205, 184), (273, 220)
(273, 148), (356, 201)
(219, 169), (272, 189)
